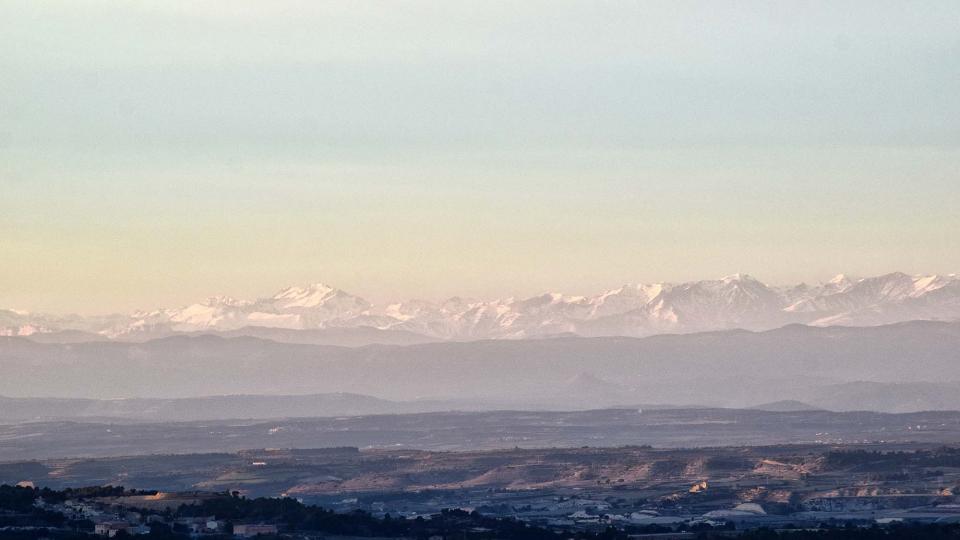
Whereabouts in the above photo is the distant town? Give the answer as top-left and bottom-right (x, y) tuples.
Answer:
(5, 480), (960, 540)
(5, 442), (960, 539)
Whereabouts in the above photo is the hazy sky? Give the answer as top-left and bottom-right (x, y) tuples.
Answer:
(2, 1), (959, 314)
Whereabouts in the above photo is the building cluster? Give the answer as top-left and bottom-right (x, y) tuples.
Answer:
(34, 497), (278, 537)
(15, 481), (960, 539)
(304, 478), (960, 534)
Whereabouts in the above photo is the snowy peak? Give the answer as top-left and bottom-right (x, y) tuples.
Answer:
(97, 282), (374, 337)
(271, 283), (338, 308)
(5, 272), (960, 341)
(721, 272), (757, 283)
(267, 284), (373, 326)
(815, 272), (934, 308)
(827, 273), (858, 288)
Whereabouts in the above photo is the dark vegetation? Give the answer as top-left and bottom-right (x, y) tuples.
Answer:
(825, 448), (960, 471)
(181, 494), (619, 540)
(0, 485), (67, 529)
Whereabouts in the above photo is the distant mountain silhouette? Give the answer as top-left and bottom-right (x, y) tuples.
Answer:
(749, 400), (824, 412)
(3, 320), (960, 413)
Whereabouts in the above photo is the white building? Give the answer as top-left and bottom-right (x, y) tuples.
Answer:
(233, 523), (278, 537)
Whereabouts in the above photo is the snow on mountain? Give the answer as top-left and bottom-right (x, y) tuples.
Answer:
(6, 272), (960, 341)
(589, 283), (664, 319)
(265, 283), (373, 328)
(645, 274), (788, 331)
(378, 272), (960, 339)
(0, 309), (125, 338)
(101, 283), (374, 338)
(805, 273), (960, 327)
(168, 296), (251, 328)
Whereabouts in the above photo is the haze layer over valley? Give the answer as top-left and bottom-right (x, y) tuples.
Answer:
(2, 320), (959, 413)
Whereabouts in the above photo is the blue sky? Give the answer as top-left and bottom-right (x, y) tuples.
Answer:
(1, 1), (958, 313)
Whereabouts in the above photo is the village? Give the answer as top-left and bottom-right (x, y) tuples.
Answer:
(11, 479), (960, 540)
(6, 443), (960, 538)
(17, 490), (275, 538)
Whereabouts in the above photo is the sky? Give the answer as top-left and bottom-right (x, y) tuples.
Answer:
(1, 0), (959, 314)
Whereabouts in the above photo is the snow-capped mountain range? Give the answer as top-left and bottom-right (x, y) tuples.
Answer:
(3, 272), (959, 341)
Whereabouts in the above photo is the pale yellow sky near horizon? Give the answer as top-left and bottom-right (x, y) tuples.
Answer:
(2, 1), (958, 314)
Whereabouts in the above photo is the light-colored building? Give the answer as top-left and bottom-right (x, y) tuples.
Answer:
(94, 521), (139, 537)
(233, 523), (278, 537)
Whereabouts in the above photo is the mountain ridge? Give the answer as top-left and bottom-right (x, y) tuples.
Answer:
(3, 272), (959, 342)
(3, 320), (960, 411)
